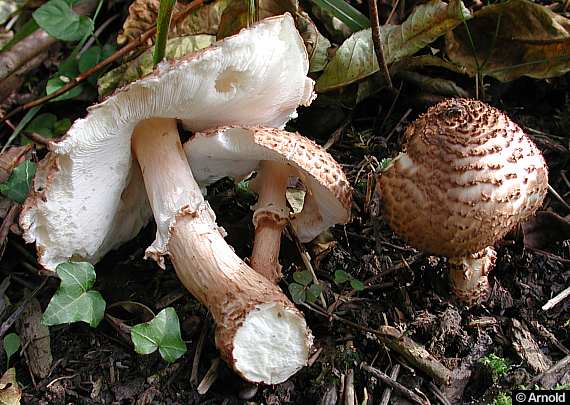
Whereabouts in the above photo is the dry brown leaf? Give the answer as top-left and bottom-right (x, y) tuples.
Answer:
(216, 0), (297, 39)
(118, 0), (230, 45)
(0, 368), (21, 405)
(446, 0), (570, 81)
(15, 297), (52, 379)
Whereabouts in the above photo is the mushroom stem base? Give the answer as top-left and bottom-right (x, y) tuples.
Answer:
(448, 247), (497, 305)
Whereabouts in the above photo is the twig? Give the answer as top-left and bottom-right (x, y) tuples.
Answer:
(542, 285), (570, 311)
(427, 381), (452, 405)
(197, 357), (220, 395)
(0, 0), (98, 81)
(369, 0), (393, 90)
(530, 355), (570, 387)
(5, 119), (51, 146)
(190, 319), (209, 385)
(0, 0), (206, 125)
(78, 14), (120, 57)
(362, 363), (429, 405)
(385, 108), (412, 142)
(379, 363), (400, 405)
(0, 203), (19, 258)
(548, 184), (570, 211)
(304, 301), (451, 385)
(0, 277), (47, 338)
(344, 368), (355, 405)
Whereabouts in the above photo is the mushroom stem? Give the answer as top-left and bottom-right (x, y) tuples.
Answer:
(250, 160), (291, 283)
(448, 247), (497, 305)
(132, 118), (311, 384)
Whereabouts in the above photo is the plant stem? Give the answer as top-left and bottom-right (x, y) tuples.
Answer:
(369, 0), (393, 90)
(153, 0), (177, 66)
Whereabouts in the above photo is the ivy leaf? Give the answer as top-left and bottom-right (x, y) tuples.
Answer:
(288, 283), (306, 304)
(131, 308), (187, 363)
(42, 262), (106, 328)
(33, 0), (94, 42)
(3, 333), (20, 367)
(0, 160), (36, 203)
(306, 284), (323, 303)
(293, 271), (313, 286)
(350, 279), (365, 291)
(333, 269), (350, 284)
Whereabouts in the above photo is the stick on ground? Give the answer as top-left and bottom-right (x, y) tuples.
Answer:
(362, 363), (428, 405)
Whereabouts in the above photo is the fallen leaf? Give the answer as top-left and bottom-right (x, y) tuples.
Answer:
(98, 35), (215, 97)
(118, 0), (231, 45)
(397, 71), (470, 98)
(509, 319), (552, 373)
(316, 0), (472, 92)
(445, 0), (570, 81)
(0, 368), (21, 405)
(16, 297), (52, 379)
(216, 0), (298, 39)
(295, 11), (331, 73)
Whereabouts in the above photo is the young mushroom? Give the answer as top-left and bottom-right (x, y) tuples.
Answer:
(21, 15), (315, 383)
(377, 98), (548, 304)
(184, 127), (352, 283)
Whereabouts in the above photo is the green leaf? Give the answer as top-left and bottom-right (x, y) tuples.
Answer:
(316, 0), (472, 92)
(42, 262), (106, 328)
(333, 269), (350, 284)
(25, 113), (57, 137)
(3, 333), (20, 367)
(288, 283), (306, 304)
(33, 0), (94, 42)
(0, 160), (36, 203)
(350, 278), (365, 291)
(293, 271), (313, 286)
(78, 46), (102, 73)
(98, 35), (215, 97)
(22, 113), (71, 145)
(46, 76), (84, 101)
(309, 0), (369, 32)
(306, 284), (323, 303)
(131, 308), (187, 363)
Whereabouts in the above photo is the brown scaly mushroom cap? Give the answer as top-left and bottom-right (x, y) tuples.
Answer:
(20, 15), (314, 384)
(377, 98), (548, 304)
(185, 126), (352, 282)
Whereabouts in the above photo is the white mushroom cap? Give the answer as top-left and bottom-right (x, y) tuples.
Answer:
(20, 14), (315, 271)
(184, 127), (352, 242)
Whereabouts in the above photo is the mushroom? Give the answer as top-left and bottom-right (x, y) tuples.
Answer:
(377, 98), (548, 304)
(184, 126), (352, 283)
(21, 15), (315, 383)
